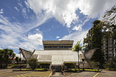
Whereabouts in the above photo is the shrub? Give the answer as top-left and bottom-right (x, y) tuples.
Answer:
(28, 58), (38, 70)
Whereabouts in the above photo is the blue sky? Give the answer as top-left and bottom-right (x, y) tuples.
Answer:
(0, 0), (116, 56)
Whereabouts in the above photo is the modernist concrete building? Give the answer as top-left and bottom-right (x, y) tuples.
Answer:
(19, 40), (97, 69)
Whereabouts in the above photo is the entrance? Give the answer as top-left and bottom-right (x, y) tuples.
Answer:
(55, 66), (62, 72)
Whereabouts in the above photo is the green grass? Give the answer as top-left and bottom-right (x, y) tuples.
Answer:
(7, 64), (15, 68)
(22, 68), (48, 71)
(106, 68), (116, 71)
(70, 68), (99, 72)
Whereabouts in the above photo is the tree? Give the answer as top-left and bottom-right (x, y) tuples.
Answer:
(0, 49), (15, 68)
(19, 58), (21, 63)
(73, 40), (84, 71)
(91, 20), (105, 67)
(15, 57), (19, 64)
(28, 58), (38, 70)
(83, 28), (93, 52)
(103, 6), (116, 25)
(0, 49), (5, 68)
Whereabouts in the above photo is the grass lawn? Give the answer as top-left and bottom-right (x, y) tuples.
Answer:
(7, 64), (15, 68)
(70, 68), (99, 72)
(7, 64), (27, 68)
(22, 68), (48, 71)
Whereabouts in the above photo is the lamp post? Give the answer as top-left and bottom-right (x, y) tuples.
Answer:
(82, 59), (85, 71)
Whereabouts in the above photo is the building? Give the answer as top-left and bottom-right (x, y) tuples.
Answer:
(20, 40), (97, 70)
(103, 38), (115, 61)
(43, 40), (73, 50)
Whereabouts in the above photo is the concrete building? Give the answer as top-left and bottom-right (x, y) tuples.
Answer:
(19, 40), (97, 70)
(43, 40), (73, 50)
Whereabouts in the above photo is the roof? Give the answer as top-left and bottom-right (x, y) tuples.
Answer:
(43, 40), (73, 45)
(33, 50), (82, 65)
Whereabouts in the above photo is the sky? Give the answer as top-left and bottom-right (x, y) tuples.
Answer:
(0, 0), (116, 56)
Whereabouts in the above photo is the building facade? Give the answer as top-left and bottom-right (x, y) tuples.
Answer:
(20, 40), (97, 70)
(103, 38), (115, 61)
(43, 40), (73, 50)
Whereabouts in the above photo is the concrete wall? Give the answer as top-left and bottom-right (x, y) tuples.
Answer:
(43, 40), (73, 50)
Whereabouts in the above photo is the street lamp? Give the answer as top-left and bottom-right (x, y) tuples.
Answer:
(82, 59), (85, 71)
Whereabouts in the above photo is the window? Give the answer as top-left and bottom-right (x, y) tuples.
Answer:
(64, 46), (72, 48)
(59, 46), (63, 48)
(44, 46), (52, 48)
(53, 46), (57, 48)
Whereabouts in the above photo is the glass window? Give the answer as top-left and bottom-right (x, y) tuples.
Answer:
(44, 46), (52, 48)
(53, 46), (57, 48)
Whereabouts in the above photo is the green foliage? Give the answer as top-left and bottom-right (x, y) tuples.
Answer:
(0, 49), (15, 68)
(15, 57), (19, 64)
(28, 58), (38, 70)
(73, 40), (84, 52)
(91, 20), (105, 66)
(73, 40), (85, 71)
(90, 61), (100, 68)
(39, 62), (50, 69)
(83, 20), (105, 67)
(64, 63), (76, 68)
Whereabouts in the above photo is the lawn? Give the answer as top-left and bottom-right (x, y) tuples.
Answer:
(70, 68), (99, 72)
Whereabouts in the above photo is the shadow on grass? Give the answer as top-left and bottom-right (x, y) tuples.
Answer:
(64, 69), (100, 73)
(13, 68), (49, 72)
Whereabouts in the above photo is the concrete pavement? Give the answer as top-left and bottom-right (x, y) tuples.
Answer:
(0, 69), (116, 77)
(96, 70), (116, 77)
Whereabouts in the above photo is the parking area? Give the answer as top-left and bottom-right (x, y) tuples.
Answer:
(0, 69), (116, 77)
(0, 69), (51, 77)
(96, 70), (116, 77)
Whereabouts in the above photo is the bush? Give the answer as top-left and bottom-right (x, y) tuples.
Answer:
(39, 62), (50, 69)
(90, 61), (99, 68)
(28, 58), (38, 70)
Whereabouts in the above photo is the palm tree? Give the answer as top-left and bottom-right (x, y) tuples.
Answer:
(73, 40), (84, 72)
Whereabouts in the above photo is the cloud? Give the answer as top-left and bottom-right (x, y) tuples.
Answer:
(15, 52), (24, 59)
(56, 36), (60, 39)
(72, 24), (82, 31)
(0, 9), (3, 14)
(22, 8), (28, 19)
(0, 46), (2, 49)
(28, 33), (43, 45)
(26, 0), (116, 30)
(14, 7), (19, 11)
(8, 46), (18, 49)
(60, 30), (88, 46)
(0, 15), (44, 51)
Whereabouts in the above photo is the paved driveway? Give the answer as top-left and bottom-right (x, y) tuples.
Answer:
(0, 69), (116, 77)
(96, 70), (116, 77)
(0, 69), (51, 77)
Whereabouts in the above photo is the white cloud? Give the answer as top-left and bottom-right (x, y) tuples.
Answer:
(0, 9), (3, 14)
(56, 36), (60, 39)
(73, 24), (82, 31)
(14, 7), (19, 11)
(8, 46), (18, 49)
(60, 30), (88, 46)
(0, 15), (44, 51)
(0, 46), (2, 49)
(36, 29), (38, 31)
(28, 33), (43, 45)
(26, 0), (116, 30)
(22, 8), (28, 19)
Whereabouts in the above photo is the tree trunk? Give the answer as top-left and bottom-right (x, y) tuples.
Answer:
(78, 51), (80, 72)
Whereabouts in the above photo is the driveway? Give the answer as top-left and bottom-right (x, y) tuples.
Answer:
(96, 70), (116, 77)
